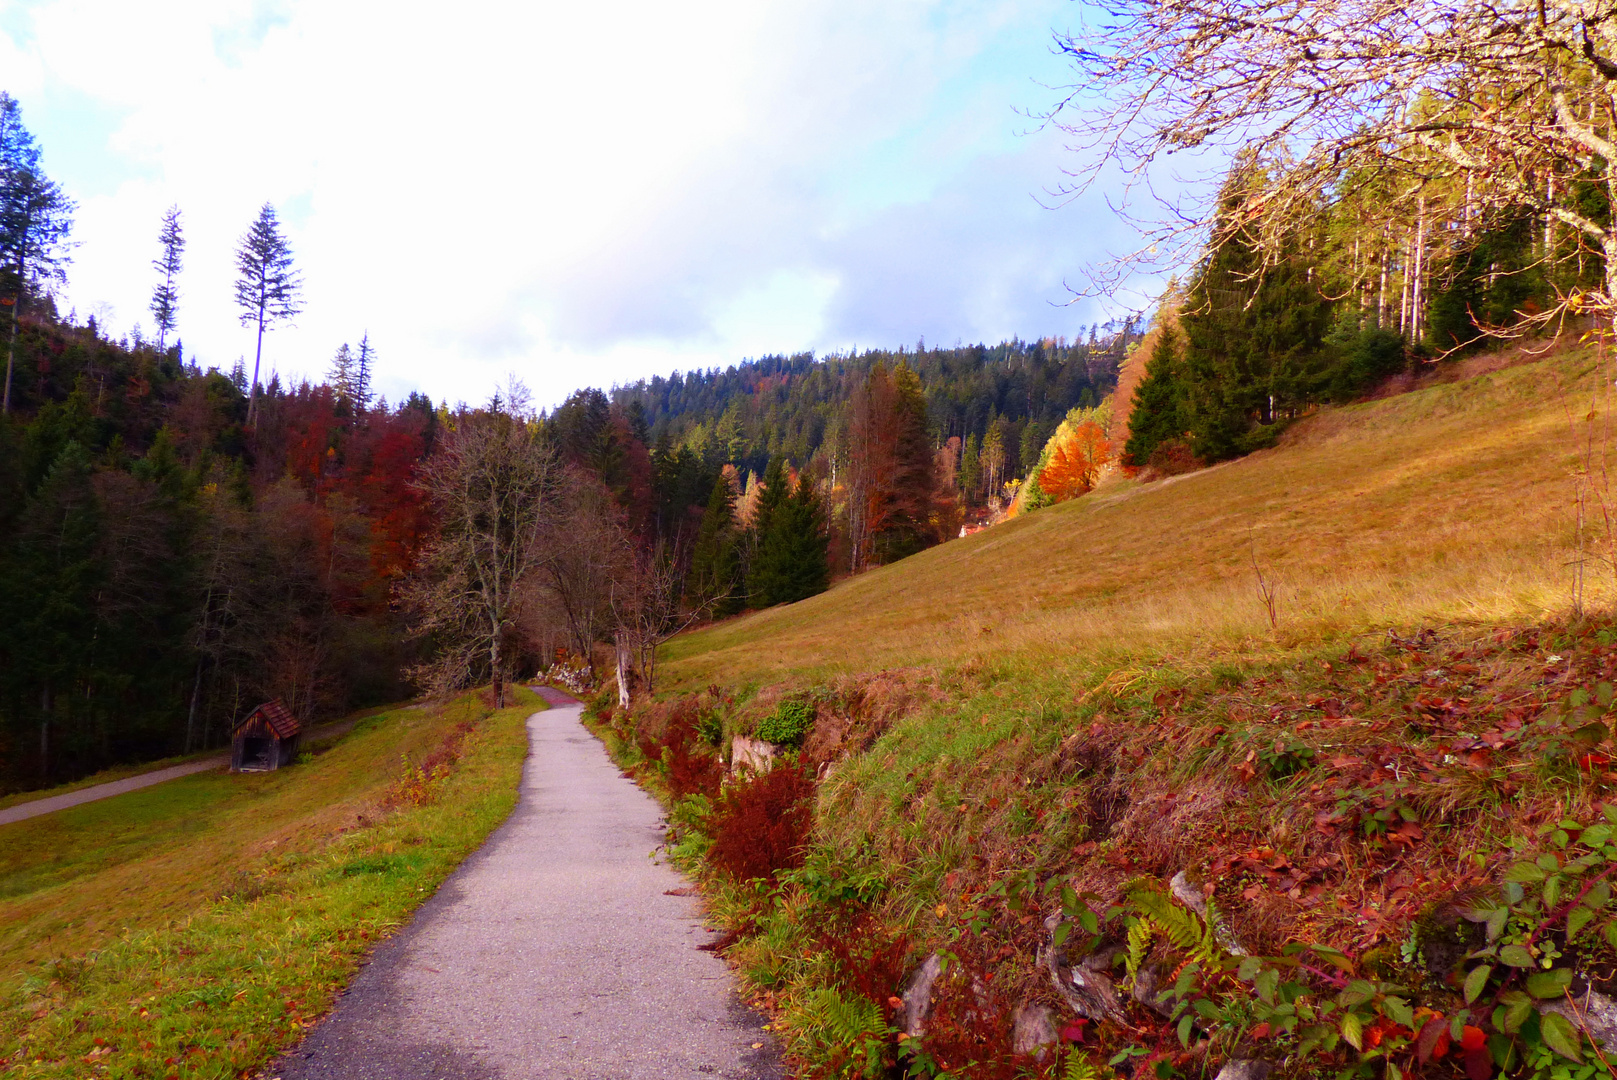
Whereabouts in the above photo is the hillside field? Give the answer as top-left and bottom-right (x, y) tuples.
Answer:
(663, 345), (1603, 691)
(612, 343), (1617, 1080)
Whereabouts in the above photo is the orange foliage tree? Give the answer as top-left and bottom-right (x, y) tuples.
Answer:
(1037, 420), (1113, 502)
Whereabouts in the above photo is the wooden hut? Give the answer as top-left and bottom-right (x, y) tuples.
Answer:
(231, 700), (302, 772)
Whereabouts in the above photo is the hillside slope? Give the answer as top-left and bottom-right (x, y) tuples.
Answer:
(604, 343), (1617, 1080)
(663, 345), (1594, 689)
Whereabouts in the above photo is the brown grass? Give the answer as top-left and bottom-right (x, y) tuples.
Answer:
(661, 344), (1607, 690)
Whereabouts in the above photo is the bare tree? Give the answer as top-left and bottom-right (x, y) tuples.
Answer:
(535, 469), (630, 659)
(1050, 0), (1617, 328)
(404, 411), (558, 707)
(608, 540), (708, 706)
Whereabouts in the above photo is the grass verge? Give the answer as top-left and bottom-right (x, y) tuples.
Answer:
(0, 687), (538, 1079)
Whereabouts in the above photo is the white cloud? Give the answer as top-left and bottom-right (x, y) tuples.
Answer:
(1, 0), (1124, 408)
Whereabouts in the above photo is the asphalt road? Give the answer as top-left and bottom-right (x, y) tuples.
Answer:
(269, 698), (782, 1080)
(0, 719), (360, 827)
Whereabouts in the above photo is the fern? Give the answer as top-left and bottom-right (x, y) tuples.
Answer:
(803, 987), (894, 1080)
(1063, 1049), (1109, 1080)
(1121, 877), (1224, 982)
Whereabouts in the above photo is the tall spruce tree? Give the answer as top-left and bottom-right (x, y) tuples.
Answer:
(0, 93), (74, 415)
(150, 205), (184, 351)
(353, 332), (375, 413)
(1123, 324), (1189, 466)
(687, 474), (742, 614)
(233, 203), (303, 425)
(750, 471), (829, 607)
(1178, 172), (1330, 461)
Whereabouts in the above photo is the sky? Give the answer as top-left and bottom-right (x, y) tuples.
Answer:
(0, 0), (1145, 409)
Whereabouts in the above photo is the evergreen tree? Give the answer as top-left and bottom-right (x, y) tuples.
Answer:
(687, 474), (742, 614)
(328, 343), (355, 411)
(750, 472), (829, 606)
(150, 205), (184, 351)
(0, 93), (74, 415)
(353, 332), (375, 412)
(960, 432), (981, 503)
(1123, 325), (1189, 466)
(233, 202), (303, 425)
(1178, 173), (1331, 460)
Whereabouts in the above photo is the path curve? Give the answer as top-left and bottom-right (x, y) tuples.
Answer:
(271, 698), (782, 1080)
(0, 720), (360, 828)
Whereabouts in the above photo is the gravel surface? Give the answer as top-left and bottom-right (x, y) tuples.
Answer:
(269, 702), (783, 1080)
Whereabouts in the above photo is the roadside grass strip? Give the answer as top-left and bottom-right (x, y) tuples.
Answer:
(0, 688), (538, 1079)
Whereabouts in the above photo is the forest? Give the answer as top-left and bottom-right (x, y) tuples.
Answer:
(7, 0), (1607, 797)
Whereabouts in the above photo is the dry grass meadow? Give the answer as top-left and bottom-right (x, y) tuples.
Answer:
(662, 343), (1614, 689)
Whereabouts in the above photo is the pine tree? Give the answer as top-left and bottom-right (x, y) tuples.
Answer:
(352, 332), (375, 413)
(0, 93), (74, 415)
(150, 206), (183, 351)
(1123, 325), (1188, 466)
(960, 432), (981, 504)
(1178, 171), (1330, 460)
(749, 471), (829, 607)
(687, 474), (742, 614)
(328, 343), (355, 412)
(233, 203), (303, 425)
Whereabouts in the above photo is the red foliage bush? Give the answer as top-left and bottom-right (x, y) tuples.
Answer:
(819, 913), (909, 1006)
(705, 760), (816, 884)
(1139, 438), (1200, 482)
(664, 713), (723, 798)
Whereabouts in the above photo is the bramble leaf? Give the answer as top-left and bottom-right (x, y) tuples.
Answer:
(1539, 1010), (1583, 1061)
(1499, 945), (1536, 968)
(1464, 965), (1492, 1003)
(1526, 969), (1572, 999)
(1505, 861), (1547, 883)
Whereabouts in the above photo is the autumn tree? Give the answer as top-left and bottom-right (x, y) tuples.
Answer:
(150, 205), (183, 351)
(233, 203), (302, 425)
(1037, 421), (1113, 502)
(404, 409), (558, 707)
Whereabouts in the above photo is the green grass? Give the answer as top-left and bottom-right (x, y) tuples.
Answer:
(0, 689), (540, 1079)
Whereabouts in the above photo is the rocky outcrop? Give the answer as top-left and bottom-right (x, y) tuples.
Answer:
(900, 953), (943, 1037)
(1012, 1003), (1058, 1058)
(729, 735), (777, 775)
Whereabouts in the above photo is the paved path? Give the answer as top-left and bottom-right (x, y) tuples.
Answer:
(0, 719), (359, 828)
(270, 699), (782, 1080)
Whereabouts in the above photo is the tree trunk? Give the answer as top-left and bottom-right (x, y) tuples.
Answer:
(185, 659), (204, 754)
(3, 296), (17, 415)
(615, 633), (631, 709)
(490, 625), (504, 708)
(39, 682), (52, 784)
(247, 315), (265, 426)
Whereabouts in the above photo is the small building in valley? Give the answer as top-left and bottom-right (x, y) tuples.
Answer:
(231, 699), (302, 772)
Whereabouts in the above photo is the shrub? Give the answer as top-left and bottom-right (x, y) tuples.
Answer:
(758, 699), (814, 747)
(1140, 438), (1200, 481)
(706, 759), (816, 884)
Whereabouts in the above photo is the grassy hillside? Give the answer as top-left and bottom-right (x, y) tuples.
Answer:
(664, 345), (1595, 690)
(0, 690), (538, 1079)
(610, 344), (1617, 1080)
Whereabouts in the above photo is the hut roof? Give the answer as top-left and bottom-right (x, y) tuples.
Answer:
(237, 699), (301, 740)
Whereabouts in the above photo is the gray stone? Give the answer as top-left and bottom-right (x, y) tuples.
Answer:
(1213, 1059), (1272, 1080)
(730, 735), (777, 775)
(1040, 923), (1126, 1024)
(901, 953), (943, 1037)
(1540, 987), (1617, 1049)
(1012, 1004), (1058, 1058)
(1132, 965), (1177, 1018)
